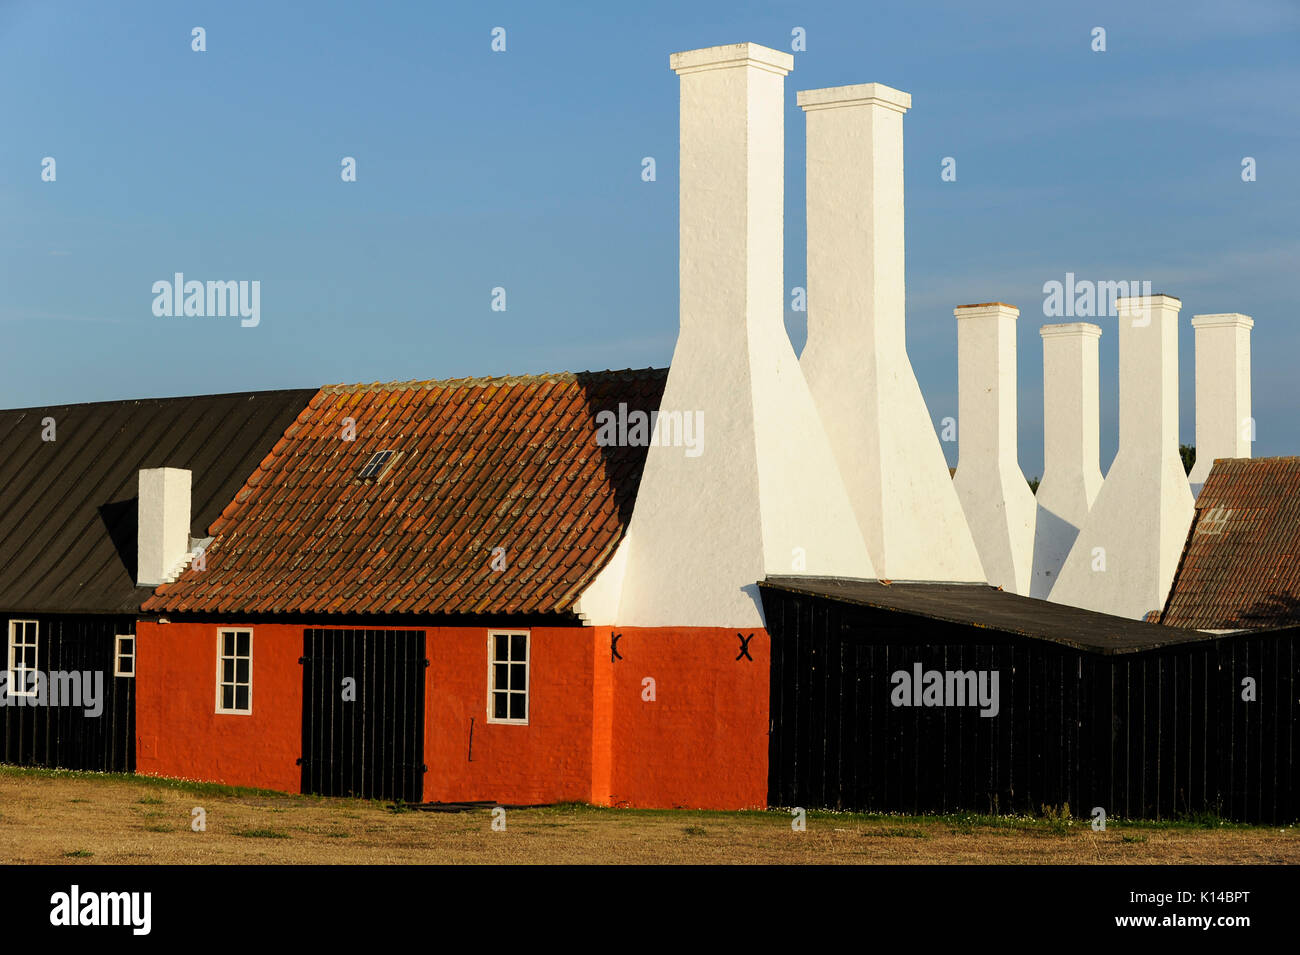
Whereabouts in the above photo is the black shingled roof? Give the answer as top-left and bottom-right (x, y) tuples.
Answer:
(760, 576), (1216, 654)
(0, 389), (314, 614)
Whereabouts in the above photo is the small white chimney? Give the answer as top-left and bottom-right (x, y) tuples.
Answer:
(137, 467), (192, 587)
(612, 44), (874, 628)
(952, 303), (1036, 594)
(1050, 295), (1194, 619)
(1188, 312), (1253, 493)
(797, 83), (984, 583)
(1030, 322), (1104, 598)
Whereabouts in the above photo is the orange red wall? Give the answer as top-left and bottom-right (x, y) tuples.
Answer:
(136, 621), (303, 793)
(135, 621), (769, 809)
(600, 627), (769, 810)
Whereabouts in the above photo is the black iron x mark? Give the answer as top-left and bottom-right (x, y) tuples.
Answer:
(611, 632), (623, 662)
(736, 632), (754, 662)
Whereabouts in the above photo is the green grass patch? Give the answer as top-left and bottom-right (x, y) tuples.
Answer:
(63, 849), (93, 858)
(234, 828), (290, 839)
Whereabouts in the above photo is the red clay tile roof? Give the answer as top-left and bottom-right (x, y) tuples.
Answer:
(1161, 457), (1300, 630)
(142, 369), (666, 617)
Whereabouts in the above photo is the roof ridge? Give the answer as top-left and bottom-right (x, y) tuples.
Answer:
(0, 387), (316, 416)
(319, 366), (666, 394)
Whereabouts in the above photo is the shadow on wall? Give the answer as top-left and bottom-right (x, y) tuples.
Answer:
(1029, 506), (1078, 600)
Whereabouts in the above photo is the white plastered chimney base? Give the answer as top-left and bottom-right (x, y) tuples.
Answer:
(1050, 295), (1194, 620)
(798, 83), (984, 583)
(1188, 313), (1253, 494)
(614, 44), (875, 629)
(952, 303), (1036, 594)
(1030, 323), (1104, 599)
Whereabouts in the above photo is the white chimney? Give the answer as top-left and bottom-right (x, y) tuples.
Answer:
(137, 467), (192, 587)
(1030, 323), (1104, 598)
(952, 303), (1036, 594)
(1050, 295), (1194, 619)
(1188, 312), (1253, 493)
(612, 44), (874, 628)
(797, 83), (984, 583)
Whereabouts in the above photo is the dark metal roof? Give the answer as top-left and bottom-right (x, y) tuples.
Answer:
(760, 576), (1222, 654)
(0, 389), (315, 614)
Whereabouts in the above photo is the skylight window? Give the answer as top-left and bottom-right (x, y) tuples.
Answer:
(357, 449), (398, 481)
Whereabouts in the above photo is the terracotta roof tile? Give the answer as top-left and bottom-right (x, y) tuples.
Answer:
(143, 369), (666, 617)
(1161, 457), (1300, 630)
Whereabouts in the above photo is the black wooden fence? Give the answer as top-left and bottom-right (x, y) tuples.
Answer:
(0, 614), (136, 772)
(762, 585), (1299, 824)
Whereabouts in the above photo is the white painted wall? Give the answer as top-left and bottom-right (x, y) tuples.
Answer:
(1050, 296), (1194, 619)
(613, 44), (875, 628)
(137, 467), (191, 587)
(1188, 313), (1253, 493)
(1030, 323), (1104, 599)
(798, 84), (984, 583)
(952, 303), (1036, 593)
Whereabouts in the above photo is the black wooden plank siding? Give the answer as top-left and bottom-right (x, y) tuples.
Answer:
(762, 585), (1300, 824)
(300, 629), (426, 803)
(0, 614), (135, 772)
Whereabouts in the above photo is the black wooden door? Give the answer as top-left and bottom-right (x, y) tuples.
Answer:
(300, 629), (426, 802)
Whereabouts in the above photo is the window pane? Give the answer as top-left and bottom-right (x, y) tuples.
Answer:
(221, 631), (234, 655)
(236, 632), (250, 656)
(494, 633), (507, 661)
(235, 686), (250, 711)
(509, 693), (525, 720)
(493, 692), (507, 719)
(222, 685), (234, 710)
(510, 663), (526, 689)
(236, 659), (249, 684)
(120, 637), (134, 654)
(511, 634), (526, 661)
(494, 663), (508, 691)
(223, 658), (235, 683)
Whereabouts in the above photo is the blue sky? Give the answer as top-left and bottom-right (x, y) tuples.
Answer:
(1, 0), (1296, 476)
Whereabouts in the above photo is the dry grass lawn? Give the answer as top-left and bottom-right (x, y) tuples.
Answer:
(1, 767), (1296, 864)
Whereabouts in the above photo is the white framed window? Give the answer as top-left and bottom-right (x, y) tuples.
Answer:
(114, 634), (136, 678)
(487, 630), (529, 724)
(6, 620), (38, 697)
(215, 628), (253, 714)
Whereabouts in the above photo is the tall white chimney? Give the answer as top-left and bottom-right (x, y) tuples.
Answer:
(613, 44), (874, 628)
(1030, 322), (1104, 598)
(1050, 295), (1194, 619)
(1188, 312), (1253, 493)
(137, 467), (192, 587)
(952, 303), (1036, 594)
(797, 84), (984, 583)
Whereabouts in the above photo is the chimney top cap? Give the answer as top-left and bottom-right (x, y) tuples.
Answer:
(1040, 322), (1103, 339)
(797, 83), (911, 113)
(1117, 293), (1181, 306)
(954, 302), (1019, 318)
(1191, 312), (1254, 329)
(670, 43), (793, 77)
